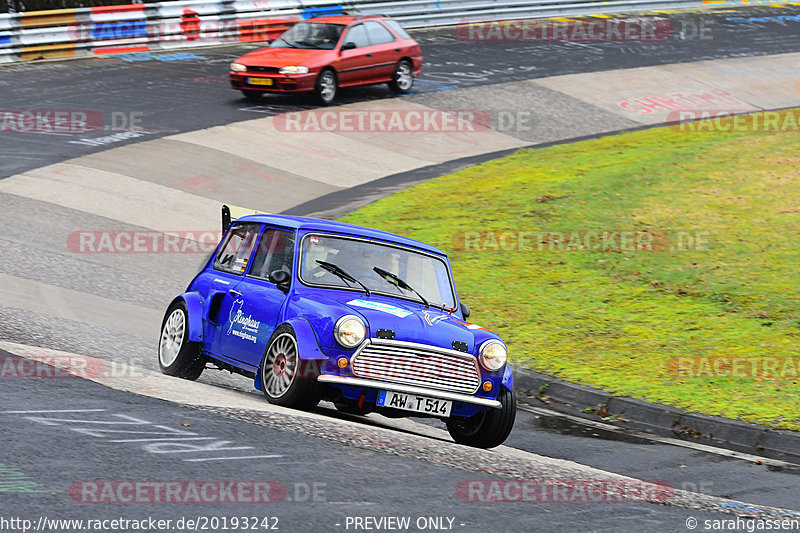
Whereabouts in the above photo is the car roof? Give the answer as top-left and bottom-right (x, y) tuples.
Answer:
(234, 214), (447, 256)
(304, 15), (385, 25)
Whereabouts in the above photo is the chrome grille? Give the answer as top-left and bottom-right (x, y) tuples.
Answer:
(351, 340), (481, 395)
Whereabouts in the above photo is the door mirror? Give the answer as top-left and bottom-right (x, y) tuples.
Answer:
(460, 302), (470, 318)
(340, 41), (357, 51)
(269, 270), (291, 292)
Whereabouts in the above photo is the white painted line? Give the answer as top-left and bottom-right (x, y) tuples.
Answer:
(182, 455), (283, 462)
(109, 437), (215, 443)
(1, 409), (107, 414)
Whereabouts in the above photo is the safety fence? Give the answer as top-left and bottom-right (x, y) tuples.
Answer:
(0, 0), (747, 63)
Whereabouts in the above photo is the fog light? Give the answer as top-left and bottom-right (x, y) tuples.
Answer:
(337, 357), (348, 369)
(482, 380), (493, 392)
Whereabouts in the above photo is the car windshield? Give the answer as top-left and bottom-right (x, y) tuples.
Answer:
(299, 234), (457, 309)
(271, 23), (345, 50)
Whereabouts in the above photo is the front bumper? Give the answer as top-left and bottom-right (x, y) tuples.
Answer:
(230, 72), (316, 93)
(317, 374), (502, 409)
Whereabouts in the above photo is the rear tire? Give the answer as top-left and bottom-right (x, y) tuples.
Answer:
(446, 386), (516, 448)
(158, 301), (206, 380)
(260, 324), (321, 410)
(315, 69), (337, 105)
(388, 59), (414, 94)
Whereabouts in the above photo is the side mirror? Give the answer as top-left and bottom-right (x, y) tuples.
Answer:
(460, 302), (470, 318)
(340, 41), (356, 51)
(269, 270), (291, 292)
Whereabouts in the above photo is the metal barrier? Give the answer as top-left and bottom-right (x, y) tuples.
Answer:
(0, 0), (730, 63)
(342, 0), (713, 28)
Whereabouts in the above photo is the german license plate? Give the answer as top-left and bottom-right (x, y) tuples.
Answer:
(377, 390), (452, 417)
(248, 77), (273, 86)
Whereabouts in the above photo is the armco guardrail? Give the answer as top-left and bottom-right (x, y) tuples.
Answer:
(0, 0), (731, 63)
(0, 0), (344, 63)
(343, 0), (710, 28)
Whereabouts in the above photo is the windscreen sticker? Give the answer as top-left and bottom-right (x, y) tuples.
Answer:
(347, 299), (413, 318)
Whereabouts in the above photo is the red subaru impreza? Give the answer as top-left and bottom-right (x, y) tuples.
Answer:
(230, 15), (423, 105)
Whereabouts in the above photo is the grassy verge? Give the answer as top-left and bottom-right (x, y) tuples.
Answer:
(341, 111), (800, 430)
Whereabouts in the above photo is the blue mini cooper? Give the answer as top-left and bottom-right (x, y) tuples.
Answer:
(158, 208), (516, 448)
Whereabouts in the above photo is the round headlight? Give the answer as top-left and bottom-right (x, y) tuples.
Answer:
(279, 66), (309, 74)
(335, 315), (366, 348)
(230, 62), (247, 72)
(479, 340), (507, 372)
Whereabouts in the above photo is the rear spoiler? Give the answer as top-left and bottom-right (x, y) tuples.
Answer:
(222, 204), (269, 231)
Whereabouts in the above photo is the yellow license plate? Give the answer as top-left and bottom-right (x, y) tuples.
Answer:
(248, 77), (273, 86)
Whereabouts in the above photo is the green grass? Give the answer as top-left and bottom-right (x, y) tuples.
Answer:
(341, 112), (800, 430)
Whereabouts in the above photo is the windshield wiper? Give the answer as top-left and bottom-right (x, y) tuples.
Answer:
(316, 260), (370, 296)
(373, 267), (429, 308)
(296, 40), (322, 49)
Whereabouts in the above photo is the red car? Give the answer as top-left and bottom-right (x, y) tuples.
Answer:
(229, 15), (423, 105)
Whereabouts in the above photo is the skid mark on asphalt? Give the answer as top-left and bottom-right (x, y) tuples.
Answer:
(0, 408), (282, 463)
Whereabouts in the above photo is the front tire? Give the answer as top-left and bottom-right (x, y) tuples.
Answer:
(260, 325), (321, 410)
(388, 59), (414, 94)
(315, 69), (337, 105)
(158, 301), (205, 380)
(446, 386), (516, 448)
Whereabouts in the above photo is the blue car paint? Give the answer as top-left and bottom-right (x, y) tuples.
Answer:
(172, 214), (513, 418)
(172, 292), (205, 343)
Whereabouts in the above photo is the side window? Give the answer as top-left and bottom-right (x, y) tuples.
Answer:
(344, 24), (369, 48)
(383, 19), (411, 40)
(364, 21), (395, 45)
(250, 229), (295, 281)
(214, 224), (259, 275)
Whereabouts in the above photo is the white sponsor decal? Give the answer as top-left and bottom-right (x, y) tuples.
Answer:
(227, 299), (260, 343)
(347, 299), (413, 318)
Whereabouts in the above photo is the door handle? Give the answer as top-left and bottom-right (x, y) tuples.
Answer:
(229, 289), (242, 297)
(366, 53), (372, 57)
(395, 48), (401, 52)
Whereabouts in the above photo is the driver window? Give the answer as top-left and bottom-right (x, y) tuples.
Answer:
(214, 224), (259, 275)
(344, 24), (369, 48)
(250, 229), (295, 281)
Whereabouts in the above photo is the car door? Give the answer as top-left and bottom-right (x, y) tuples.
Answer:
(215, 227), (295, 369)
(362, 20), (401, 82)
(335, 23), (373, 86)
(204, 223), (260, 364)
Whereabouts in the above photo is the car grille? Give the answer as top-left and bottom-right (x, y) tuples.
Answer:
(351, 340), (481, 395)
(248, 66), (280, 73)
